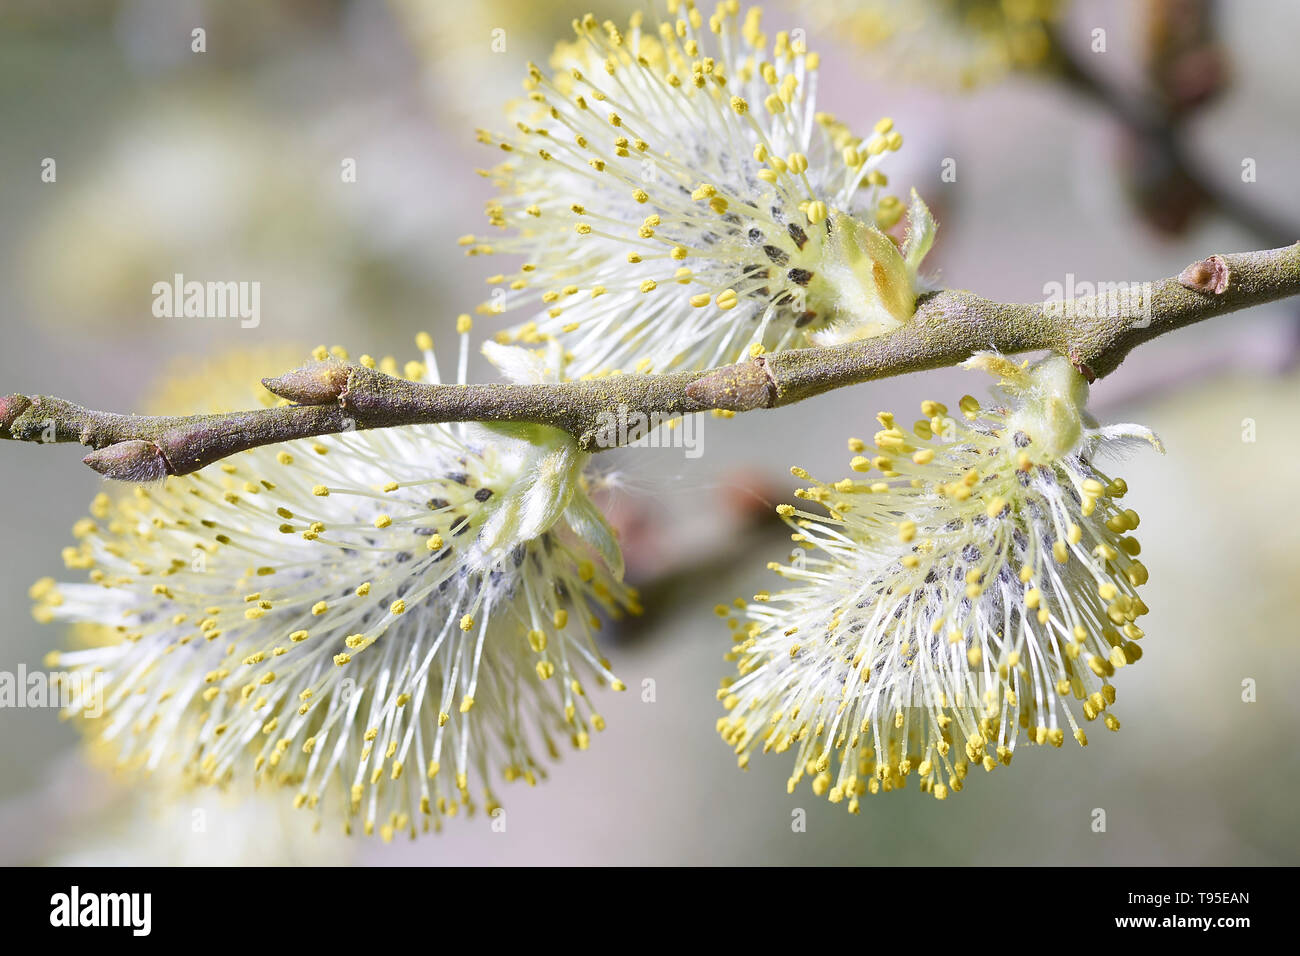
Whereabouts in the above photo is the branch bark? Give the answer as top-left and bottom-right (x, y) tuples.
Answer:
(4, 243), (1298, 481)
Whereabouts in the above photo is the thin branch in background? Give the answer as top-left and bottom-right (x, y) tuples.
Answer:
(1049, 17), (1297, 247)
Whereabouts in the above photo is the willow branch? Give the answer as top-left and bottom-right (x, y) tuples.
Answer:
(3, 243), (1298, 481)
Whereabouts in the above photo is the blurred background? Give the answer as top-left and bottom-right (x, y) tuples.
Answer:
(1, 0), (1297, 865)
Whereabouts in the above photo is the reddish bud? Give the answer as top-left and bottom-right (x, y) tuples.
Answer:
(262, 365), (351, 405)
(84, 440), (171, 482)
(0, 393), (32, 435)
(1177, 255), (1230, 295)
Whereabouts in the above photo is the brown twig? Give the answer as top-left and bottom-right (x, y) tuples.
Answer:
(3, 243), (1298, 481)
